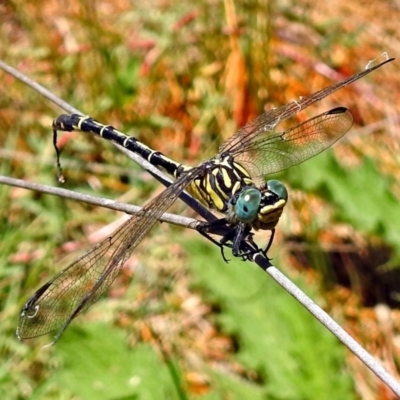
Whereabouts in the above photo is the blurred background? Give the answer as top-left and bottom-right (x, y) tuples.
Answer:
(0, 0), (399, 399)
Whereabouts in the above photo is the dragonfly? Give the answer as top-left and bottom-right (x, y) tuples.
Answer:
(16, 57), (394, 343)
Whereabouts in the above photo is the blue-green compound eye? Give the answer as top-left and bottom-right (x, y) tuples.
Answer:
(235, 188), (262, 223)
(267, 180), (288, 201)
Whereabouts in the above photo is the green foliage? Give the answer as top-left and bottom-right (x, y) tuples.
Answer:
(54, 325), (184, 400)
(282, 153), (400, 258)
(53, 323), (270, 400)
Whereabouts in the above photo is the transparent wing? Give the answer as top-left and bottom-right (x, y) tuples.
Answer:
(231, 107), (353, 178)
(17, 168), (201, 342)
(219, 58), (392, 176)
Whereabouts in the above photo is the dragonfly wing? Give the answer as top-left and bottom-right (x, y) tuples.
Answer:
(17, 168), (201, 341)
(219, 102), (297, 155)
(231, 107), (353, 178)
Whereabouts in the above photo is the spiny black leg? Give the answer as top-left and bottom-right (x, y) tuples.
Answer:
(261, 229), (275, 258)
(196, 219), (233, 263)
(52, 128), (65, 183)
(231, 223), (247, 258)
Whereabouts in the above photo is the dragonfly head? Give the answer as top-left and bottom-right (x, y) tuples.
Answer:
(232, 180), (288, 230)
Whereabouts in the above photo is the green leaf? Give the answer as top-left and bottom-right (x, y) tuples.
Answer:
(49, 324), (182, 400)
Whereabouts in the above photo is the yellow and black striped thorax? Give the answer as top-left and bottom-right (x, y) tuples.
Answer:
(178, 155), (287, 231)
(182, 153), (254, 213)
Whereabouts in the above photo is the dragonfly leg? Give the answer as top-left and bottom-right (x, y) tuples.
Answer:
(196, 219), (233, 262)
(197, 219), (268, 262)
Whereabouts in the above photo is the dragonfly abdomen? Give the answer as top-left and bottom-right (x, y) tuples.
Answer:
(53, 114), (183, 178)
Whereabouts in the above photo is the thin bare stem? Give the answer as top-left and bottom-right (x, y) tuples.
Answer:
(0, 175), (197, 229)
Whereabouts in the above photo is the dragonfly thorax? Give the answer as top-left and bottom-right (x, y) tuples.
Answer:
(184, 154), (254, 213)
